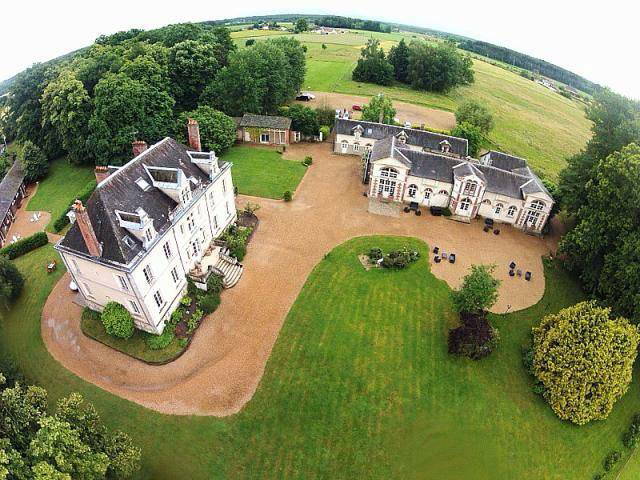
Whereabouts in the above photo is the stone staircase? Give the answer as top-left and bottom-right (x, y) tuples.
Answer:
(214, 250), (244, 288)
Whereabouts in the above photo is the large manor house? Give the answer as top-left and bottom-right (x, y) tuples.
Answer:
(334, 117), (554, 234)
(55, 120), (238, 334)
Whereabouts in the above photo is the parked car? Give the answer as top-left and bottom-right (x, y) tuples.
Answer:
(352, 104), (362, 111)
(296, 92), (316, 101)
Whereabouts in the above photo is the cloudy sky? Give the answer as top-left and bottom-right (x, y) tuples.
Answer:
(2, 0), (638, 98)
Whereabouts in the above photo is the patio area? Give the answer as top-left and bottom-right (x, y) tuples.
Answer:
(5, 184), (51, 242)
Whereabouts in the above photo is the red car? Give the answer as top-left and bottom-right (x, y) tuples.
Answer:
(352, 104), (362, 111)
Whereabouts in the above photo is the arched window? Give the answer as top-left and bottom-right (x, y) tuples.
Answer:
(424, 188), (433, 199)
(482, 199), (491, 205)
(463, 180), (478, 196)
(507, 205), (517, 217)
(459, 197), (471, 211)
(494, 203), (504, 215)
(408, 184), (418, 198)
(438, 189), (448, 195)
(530, 200), (545, 211)
(380, 167), (398, 178)
(353, 143), (360, 152)
(341, 141), (348, 150)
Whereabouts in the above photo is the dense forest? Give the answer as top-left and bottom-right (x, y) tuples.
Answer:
(458, 39), (600, 94)
(313, 16), (391, 33)
(0, 23), (306, 166)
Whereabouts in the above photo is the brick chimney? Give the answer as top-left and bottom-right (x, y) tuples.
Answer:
(132, 140), (148, 157)
(94, 166), (109, 184)
(73, 200), (102, 257)
(187, 118), (201, 152)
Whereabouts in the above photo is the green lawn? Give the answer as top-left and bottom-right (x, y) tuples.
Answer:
(3, 238), (640, 479)
(81, 314), (186, 364)
(26, 157), (95, 232)
(238, 31), (592, 180)
(222, 146), (308, 199)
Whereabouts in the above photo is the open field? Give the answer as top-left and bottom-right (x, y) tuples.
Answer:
(4, 238), (640, 479)
(221, 145), (307, 199)
(26, 157), (94, 231)
(238, 30), (592, 179)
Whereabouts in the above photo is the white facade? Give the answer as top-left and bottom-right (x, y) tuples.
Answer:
(56, 139), (237, 334)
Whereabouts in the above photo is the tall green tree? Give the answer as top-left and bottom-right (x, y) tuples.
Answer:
(88, 72), (175, 165)
(532, 301), (639, 425)
(387, 39), (410, 83)
(294, 18), (309, 33)
(168, 40), (220, 111)
(20, 141), (49, 182)
(204, 39), (304, 116)
(558, 89), (640, 214)
(279, 104), (319, 135)
(176, 106), (236, 153)
(352, 39), (394, 86)
(407, 40), (474, 92)
(559, 143), (640, 321)
(41, 70), (93, 165)
(451, 122), (483, 157)
(451, 264), (500, 314)
(455, 100), (494, 135)
(361, 94), (396, 125)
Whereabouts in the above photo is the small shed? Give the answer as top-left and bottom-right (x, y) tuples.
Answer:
(236, 114), (299, 145)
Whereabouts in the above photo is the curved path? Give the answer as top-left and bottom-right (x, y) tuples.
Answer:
(42, 143), (553, 416)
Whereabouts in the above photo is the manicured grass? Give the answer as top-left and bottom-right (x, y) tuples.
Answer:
(3, 238), (640, 479)
(80, 314), (186, 364)
(239, 31), (591, 179)
(26, 157), (94, 232)
(222, 145), (308, 199)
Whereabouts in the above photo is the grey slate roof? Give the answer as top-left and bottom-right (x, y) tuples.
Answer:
(239, 114), (292, 130)
(336, 118), (468, 157)
(59, 138), (215, 265)
(0, 160), (25, 222)
(371, 135), (553, 202)
(483, 151), (527, 172)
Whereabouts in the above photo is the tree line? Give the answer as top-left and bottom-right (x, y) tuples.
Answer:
(458, 39), (600, 94)
(0, 22), (306, 167)
(353, 38), (474, 93)
(314, 16), (391, 33)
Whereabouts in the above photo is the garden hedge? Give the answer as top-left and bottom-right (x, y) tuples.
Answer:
(0, 231), (48, 259)
(53, 179), (97, 233)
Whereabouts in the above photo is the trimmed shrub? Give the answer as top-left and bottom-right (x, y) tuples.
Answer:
(245, 39), (255, 47)
(380, 247), (419, 269)
(199, 293), (221, 314)
(448, 312), (500, 360)
(623, 414), (640, 449)
(186, 277), (201, 298)
(442, 207), (452, 217)
(283, 190), (292, 202)
(302, 156), (313, 166)
(145, 328), (174, 350)
(101, 302), (135, 339)
(603, 450), (620, 471)
(207, 274), (224, 295)
(0, 232), (48, 259)
(319, 125), (330, 140)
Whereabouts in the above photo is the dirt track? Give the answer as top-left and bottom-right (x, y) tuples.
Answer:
(295, 91), (456, 131)
(42, 143), (552, 416)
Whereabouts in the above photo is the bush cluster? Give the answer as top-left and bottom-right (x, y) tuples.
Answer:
(448, 312), (500, 360)
(146, 328), (174, 350)
(623, 414), (640, 448)
(381, 247), (419, 269)
(101, 301), (135, 339)
(368, 247), (383, 262)
(603, 450), (621, 472)
(302, 156), (313, 166)
(221, 225), (252, 261)
(0, 231), (48, 259)
(0, 256), (24, 304)
(199, 293), (221, 314)
(283, 190), (292, 202)
(206, 274), (224, 295)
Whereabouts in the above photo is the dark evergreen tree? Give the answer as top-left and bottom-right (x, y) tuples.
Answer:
(352, 39), (394, 86)
(388, 39), (410, 83)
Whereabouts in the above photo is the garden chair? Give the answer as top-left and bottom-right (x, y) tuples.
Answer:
(434, 256), (441, 263)
(509, 261), (516, 270)
(449, 253), (456, 264)
(493, 229), (500, 235)
(509, 269), (515, 277)
(517, 269), (522, 277)
(441, 252), (448, 260)
(525, 271), (532, 281)
(433, 246), (439, 254)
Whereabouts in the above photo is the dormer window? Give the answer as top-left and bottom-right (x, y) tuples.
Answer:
(135, 177), (151, 191)
(440, 140), (451, 153)
(353, 125), (364, 140)
(396, 131), (408, 145)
